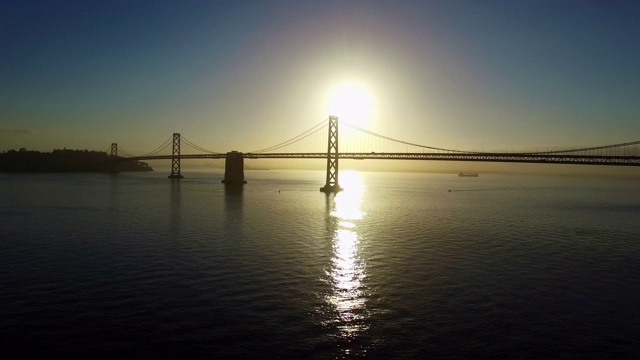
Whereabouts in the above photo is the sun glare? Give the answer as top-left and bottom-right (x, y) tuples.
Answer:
(326, 82), (374, 127)
(332, 171), (365, 221)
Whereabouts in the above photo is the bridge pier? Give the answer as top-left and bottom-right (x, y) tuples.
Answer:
(222, 151), (247, 186)
(168, 133), (184, 179)
(320, 116), (343, 193)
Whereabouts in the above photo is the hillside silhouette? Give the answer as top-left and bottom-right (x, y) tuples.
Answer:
(0, 148), (152, 173)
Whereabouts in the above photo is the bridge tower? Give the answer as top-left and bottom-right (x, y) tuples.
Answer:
(320, 116), (343, 193)
(168, 133), (184, 179)
(110, 143), (117, 157)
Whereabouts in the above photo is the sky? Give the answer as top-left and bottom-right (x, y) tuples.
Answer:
(1, 0), (639, 171)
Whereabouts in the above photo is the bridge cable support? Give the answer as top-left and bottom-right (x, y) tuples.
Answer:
(168, 133), (184, 179)
(320, 116), (343, 193)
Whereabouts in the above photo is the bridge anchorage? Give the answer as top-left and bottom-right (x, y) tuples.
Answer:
(221, 151), (247, 186)
(168, 133), (184, 179)
(320, 115), (343, 193)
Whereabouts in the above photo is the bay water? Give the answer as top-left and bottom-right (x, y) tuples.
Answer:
(1, 170), (639, 359)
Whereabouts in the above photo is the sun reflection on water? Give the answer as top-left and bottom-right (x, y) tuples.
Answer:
(325, 171), (369, 340)
(331, 171), (365, 221)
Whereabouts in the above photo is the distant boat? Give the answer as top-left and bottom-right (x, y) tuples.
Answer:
(458, 172), (479, 177)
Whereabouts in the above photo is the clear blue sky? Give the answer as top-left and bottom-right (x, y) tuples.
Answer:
(1, 0), (639, 155)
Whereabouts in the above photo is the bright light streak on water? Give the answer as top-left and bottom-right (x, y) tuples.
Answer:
(329, 229), (367, 325)
(324, 171), (370, 348)
(332, 170), (366, 221)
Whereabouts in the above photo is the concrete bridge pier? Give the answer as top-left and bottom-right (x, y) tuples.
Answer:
(222, 151), (247, 186)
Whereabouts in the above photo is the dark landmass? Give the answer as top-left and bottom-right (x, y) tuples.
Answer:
(0, 148), (153, 173)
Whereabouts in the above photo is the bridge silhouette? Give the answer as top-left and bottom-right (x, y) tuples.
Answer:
(110, 116), (640, 192)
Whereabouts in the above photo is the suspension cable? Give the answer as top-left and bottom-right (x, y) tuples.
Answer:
(181, 135), (222, 154)
(138, 135), (173, 157)
(250, 118), (329, 153)
(524, 140), (640, 155)
(340, 120), (472, 153)
(116, 146), (135, 158)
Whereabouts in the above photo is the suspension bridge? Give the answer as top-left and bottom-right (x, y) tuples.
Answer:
(109, 116), (640, 192)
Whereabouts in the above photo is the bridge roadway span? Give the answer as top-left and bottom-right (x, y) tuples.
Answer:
(127, 152), (640, 166)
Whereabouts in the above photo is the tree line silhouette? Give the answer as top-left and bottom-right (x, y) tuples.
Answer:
(0, 148), (152, 173)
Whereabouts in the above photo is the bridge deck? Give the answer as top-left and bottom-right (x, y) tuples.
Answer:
(123, 152), (640, 166)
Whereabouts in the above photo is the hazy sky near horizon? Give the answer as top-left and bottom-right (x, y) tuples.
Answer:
(2, 0), (639, 155)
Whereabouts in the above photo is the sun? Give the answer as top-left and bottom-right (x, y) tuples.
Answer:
(326, 82), (374, 127)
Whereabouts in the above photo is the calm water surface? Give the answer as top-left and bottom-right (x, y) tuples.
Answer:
(1, 170), (640, 359)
